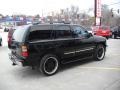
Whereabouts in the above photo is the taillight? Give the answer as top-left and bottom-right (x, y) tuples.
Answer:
(21, 45), (28, 57)
(8, 37), (10, 42)
(8, 36), (10, 42)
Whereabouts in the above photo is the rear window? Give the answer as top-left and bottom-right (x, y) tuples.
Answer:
(28, 25), (53, 41)
(99, 26), (109, 30)
(55, 30), (72, 38)
(28, 30), (52, 41)
(12, 25), (29, 42)
(54, 25), (72, 38)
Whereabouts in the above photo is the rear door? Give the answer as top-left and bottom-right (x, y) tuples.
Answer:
(27, 25), (54, 56)
(53, 25), (75, 60)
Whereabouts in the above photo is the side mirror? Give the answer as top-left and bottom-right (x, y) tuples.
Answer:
(87, 33), (93, 38)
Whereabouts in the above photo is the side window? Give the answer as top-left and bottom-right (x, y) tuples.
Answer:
(73, 26), (82, 37)
(55, 26), (72, 38)
(28, 30), (52, 41)
(73, 26), (88, 38)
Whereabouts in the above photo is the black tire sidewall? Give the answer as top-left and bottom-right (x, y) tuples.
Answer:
(39, 54), (59, 76)
(94, 45), (105, 61)
(112, 34), (116, 39)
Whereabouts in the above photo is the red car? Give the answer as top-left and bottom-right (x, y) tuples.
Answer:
(8, 27), (16, 48)
(93, 26), (112, 39)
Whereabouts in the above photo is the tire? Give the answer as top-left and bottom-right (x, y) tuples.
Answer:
(112, 34), (116, 39)
(94, 44), (105, 61)
(106, 37), (109, 39)
(0, 40), (2, 46)
(39, 54), (59, 76)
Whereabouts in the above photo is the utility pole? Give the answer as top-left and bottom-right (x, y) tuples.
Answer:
(94, 0), (97, 26)
(94, 0), (102, 26)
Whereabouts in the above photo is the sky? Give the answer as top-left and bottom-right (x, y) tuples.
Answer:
(0, 0), (120, 16)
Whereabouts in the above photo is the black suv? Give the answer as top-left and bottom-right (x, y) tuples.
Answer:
(9, 24), (107, 76)
(111, 26), (120, 39)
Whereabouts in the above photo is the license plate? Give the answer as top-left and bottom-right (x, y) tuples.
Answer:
(9, 53), (22, 66)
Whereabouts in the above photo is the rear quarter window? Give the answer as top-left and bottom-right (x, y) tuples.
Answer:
(12, 25), (30, 42)
(28, 30), (53, 41)
(28, 25), (53, 41)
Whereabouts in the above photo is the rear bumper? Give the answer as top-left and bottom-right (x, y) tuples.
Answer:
(95, 33), (111, 37)
(9, 53), (23, 66)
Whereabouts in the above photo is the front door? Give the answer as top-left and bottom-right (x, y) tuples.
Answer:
(72, 26), (95, 59)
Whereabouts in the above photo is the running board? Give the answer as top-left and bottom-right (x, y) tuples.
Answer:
(62, 56), (93, 64)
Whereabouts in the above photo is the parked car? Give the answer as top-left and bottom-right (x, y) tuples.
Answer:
(8, 27), (16, 48)
(9, 23), (107, 76)
(4, 21), (27, 32)
(8, 21), (27, 48)
(111, 26), (120, 39)
(93, 26), (112, 39)
(0, 34), (2, 46)
(4, 26), (12, 32)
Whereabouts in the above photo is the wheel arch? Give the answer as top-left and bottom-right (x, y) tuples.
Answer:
(96, 41), (107, 51)
(38, 50), (62, 64)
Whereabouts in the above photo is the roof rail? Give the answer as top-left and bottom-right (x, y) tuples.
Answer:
(50, 21), (71, 24)
(32, 21), (41, 25)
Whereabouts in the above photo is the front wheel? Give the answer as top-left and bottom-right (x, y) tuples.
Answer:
(106, 37), (109, 39)
(39, 54), (59, 76)
(94, 44), (105, 61)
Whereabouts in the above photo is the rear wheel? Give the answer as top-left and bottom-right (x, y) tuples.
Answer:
(39, 54), (59, 76)
(94, 44), (105, 61)
(112, 34), (116, 39)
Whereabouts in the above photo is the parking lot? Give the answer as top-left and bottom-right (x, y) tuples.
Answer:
(0, 32), (120, 90)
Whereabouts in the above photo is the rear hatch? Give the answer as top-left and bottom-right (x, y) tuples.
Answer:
(10, 25), (30, 58)
(96, 26), (111, 36)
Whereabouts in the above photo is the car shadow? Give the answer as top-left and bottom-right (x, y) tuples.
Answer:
(11, 66), (45, 79)
(59, 58), (95, 73)
(11, 58), (95, 79)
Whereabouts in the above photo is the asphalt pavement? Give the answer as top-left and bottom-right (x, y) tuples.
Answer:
(0, 32), (120, 90)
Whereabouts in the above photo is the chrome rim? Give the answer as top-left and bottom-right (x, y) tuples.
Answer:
(44, 57), (58, 75)
(97, 47), (105, 60)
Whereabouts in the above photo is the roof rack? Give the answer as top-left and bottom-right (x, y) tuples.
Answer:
(49, 21), (71, 24)
(32, 21), (71, 25)
(32, 21), (41, 25)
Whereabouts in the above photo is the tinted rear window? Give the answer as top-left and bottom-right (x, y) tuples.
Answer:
(99, 26), (109, 30)
(54, 25), (72, 38)
(28, 30), (53, 41)
(12, 25), (29, 42)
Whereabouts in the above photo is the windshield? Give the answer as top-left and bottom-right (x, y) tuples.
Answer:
(12, 25), (30, 42)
